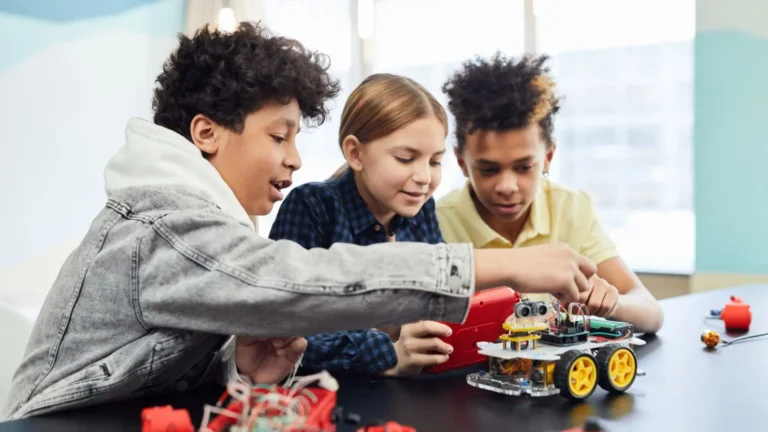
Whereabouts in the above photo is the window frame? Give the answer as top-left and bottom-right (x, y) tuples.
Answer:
(252, 0), (695, 275)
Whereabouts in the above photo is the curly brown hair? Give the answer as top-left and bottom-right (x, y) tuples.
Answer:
(152, 21), (341, 141)
(442, 52), (561, 152)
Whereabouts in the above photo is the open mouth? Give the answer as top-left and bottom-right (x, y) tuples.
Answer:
(271, 180), (292, 190)
(269, 179), (292, 200)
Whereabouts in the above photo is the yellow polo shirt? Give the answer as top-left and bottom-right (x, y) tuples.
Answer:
(436, 179), (618, 300)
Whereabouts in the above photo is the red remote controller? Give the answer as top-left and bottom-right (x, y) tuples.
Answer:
(425, 287), (519, 373)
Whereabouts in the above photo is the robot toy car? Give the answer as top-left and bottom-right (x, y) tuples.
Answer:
(467, 297), (645, 400)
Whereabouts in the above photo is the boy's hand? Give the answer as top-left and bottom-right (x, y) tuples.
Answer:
(476, 243), (596, 302)
(235, 336), (307, 384)
(579, 275), (620, 318)
(384, 321), (453, 376)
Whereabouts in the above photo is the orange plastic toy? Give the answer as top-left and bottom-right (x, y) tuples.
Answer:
(141, 405), (194, 432)
(701, 329), (721, 348)
(720, 296), (752, 331)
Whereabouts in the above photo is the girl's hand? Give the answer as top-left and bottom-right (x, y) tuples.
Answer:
(384, 321), (453, 376)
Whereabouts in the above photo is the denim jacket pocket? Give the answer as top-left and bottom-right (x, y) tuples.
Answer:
(144, 331), (225, 394)
(40, 361), (111, 398)
(19, 360), (120, 417)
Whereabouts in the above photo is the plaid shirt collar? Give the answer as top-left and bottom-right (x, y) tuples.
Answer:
(334, 168), (410, 236)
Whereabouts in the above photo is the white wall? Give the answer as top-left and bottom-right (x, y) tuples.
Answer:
(0, 0), (186, 318)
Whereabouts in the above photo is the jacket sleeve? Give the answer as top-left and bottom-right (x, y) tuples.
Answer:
(135, 208), (475, 337)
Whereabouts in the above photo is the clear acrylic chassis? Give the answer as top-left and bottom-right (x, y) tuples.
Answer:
(466, 337), (646, 397)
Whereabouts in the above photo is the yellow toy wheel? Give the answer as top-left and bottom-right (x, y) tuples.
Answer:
(554, 350), (598, 400)
(596, 344), (637, 393)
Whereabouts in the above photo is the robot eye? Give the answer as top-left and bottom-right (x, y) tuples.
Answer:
(515, 302), (532, 318)
(532, 301), (548, 316)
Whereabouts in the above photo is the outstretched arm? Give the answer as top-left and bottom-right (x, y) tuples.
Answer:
(138, 211), (476, 336)
(597, 257), (664, 334)
(138, 208), (595, 337)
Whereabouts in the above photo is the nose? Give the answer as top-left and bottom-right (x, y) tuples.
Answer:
(285, 142), (302, 171)
(495, 171), (519, 196)
(412, 161), (431, 187)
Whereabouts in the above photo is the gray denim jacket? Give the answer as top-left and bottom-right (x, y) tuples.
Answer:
(3, 119), (475, 420)
(3, 186), (474, 419)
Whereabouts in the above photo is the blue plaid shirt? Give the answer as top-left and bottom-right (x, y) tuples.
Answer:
(269, 168), (444, 374)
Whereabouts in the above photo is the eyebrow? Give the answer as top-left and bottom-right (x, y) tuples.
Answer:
(269, 117), (300, 133)
(394, 145), (446, 156)
(475, 155), (534, 165)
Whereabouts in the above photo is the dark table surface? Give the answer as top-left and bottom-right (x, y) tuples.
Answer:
(3, 285), (767, 431)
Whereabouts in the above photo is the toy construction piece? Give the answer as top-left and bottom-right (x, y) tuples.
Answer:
(500, 321), (548, 351)
(595, 344), (637, 393)
(356, 421), (417, 432)
(141, 405), (194, 432)
(553, 350), (599, 400)
(719, 296), (752, 331)
(499, 298), (553, 351)
(469, 298), (645, 401)
(701, 328), (768, 349)
(701, 296), (768, 349)
(706, 296), (752, 331)
(701, 330), (721, 348)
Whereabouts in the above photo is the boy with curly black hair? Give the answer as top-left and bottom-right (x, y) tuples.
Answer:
(4, 26), (599, 419)
(438, 53), (664, 333)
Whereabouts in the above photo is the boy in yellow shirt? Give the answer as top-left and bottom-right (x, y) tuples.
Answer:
(438, 53), (663, 333)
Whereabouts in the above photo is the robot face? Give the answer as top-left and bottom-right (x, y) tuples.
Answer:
(531, 301), (548, 316)
(515, 302), (531, 318)
(514, 301), (549, 318)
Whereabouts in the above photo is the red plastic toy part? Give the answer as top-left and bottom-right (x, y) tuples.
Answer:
(202, 386), (338, 432)
(356, 421), (417, 432)
(720, 296), (752, 331)
(141, 405), (194, 432)
(425, 287), (520, 373)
